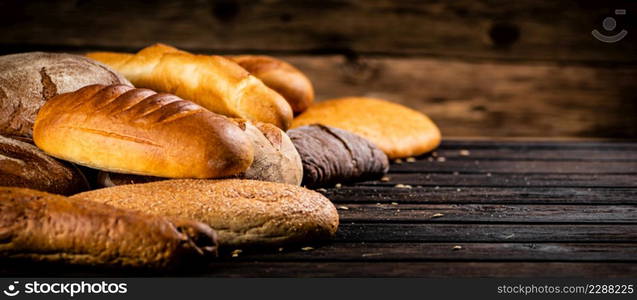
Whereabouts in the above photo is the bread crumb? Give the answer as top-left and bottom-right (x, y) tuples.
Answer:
(436, 157), (446, 162)
(432, 213), (444, 218)
(394, 158), (403, 164)
(459, 149), (470, 156)
(334, 183), (342, 188)
(301, 246), (314, 251)
(338, 206), (349, 210)
(231, 249), (243, 257)
(406, 157), (416, 163)
(380, 176), (390, 182)
(394, 184), (412, 189)
(452, 245), (463, 251)
(391, 202), (398, 205)
(278, 247), (284, 252)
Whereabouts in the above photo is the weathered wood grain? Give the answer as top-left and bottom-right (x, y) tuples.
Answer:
(323, 186), (637, 204)
(335, 223), (637, 242)
(1, 0), (635, 63)
(336, 204), (637, 223)
(224, 243), (637, 262)
(204, 262), (637, 278)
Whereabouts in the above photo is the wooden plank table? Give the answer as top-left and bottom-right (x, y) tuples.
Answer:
(1, 139), (636, 277)
(206, 139), (637, 277)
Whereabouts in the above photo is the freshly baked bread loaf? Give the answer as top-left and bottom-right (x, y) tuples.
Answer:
(292, 97), (441, 159)
(95, 171), (162, 187)
(0, 187), (218, 269)
(0, 52), (131, 137)
(86, 44), (293, 129)
(288, 125), (388, 186)
(234, 120), (302, 185)
(33, 84), (253, 178)
(72, 179), (339, 247)
(0, 135), (88, 195)
(230, 55), (314, 114)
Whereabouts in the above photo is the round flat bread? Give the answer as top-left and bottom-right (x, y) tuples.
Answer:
(291, 97), (441, 159)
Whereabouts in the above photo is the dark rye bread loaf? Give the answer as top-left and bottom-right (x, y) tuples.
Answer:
(0, 135), (88, 195)
(33, 84), (253, 178)
(72, 179), (339, 247)
(288, 125), (389, 186)
(0, 187), (218, 269)
(0, 52), (131, 137)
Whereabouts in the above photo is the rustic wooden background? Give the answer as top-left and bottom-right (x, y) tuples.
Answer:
(1, 0), (636, 138)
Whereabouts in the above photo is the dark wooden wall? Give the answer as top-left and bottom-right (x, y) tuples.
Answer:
(1, 0), (636, 138)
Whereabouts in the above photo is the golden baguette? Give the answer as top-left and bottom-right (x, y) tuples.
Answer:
(292, 97), (441, 159)
(230, 55), (314, 114)
(87, 44), (293, 129)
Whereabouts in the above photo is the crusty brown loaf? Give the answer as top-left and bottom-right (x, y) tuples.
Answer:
(288, 125), (388, 186)
(0, 187), (218, 269)
(230, 55), (314, 114)
(292, 97), (441, 159)
(72, 179), (339, 247)
(33, 84), (253, 178)
(0, 52), (131, 137)
(0, 135), (88, 195)
(86, 44), (293, 129)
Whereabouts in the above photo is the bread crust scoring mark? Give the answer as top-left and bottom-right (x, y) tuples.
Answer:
(60, 126), (160, 147)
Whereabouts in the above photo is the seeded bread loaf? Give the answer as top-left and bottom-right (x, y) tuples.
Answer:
(72, 179), (339, 247)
